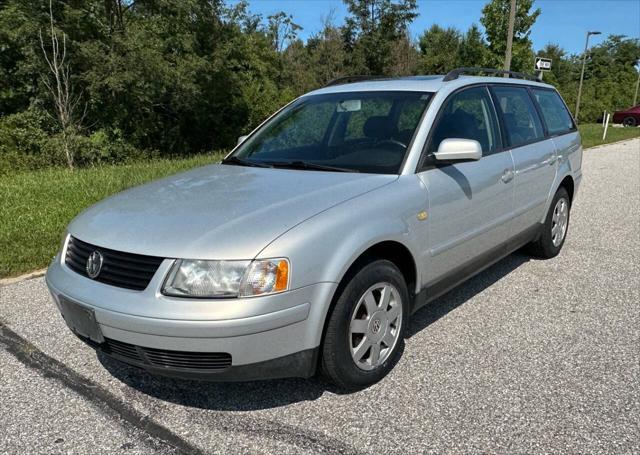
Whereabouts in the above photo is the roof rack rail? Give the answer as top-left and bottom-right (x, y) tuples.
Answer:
(323, 75), (386, 87)
(443, 67), (542, 83)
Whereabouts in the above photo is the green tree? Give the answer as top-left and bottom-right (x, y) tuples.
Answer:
(0, 1), (51, 116)
(457, 24), (488, 68)
(418, 25), (460, 74)
(387, 32), (420, 76)
(306, 16), (349, 85)
(480, 0), (540, 72)
(578, 35), (640, 120)
(534, 36), (640, 122)
(343, 0), (418, 75)
(267, 12), (302, 53)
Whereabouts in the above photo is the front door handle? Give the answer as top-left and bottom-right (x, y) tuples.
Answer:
(501, 169), (514, 183)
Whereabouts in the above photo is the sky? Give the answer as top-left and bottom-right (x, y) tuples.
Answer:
(230, 0), (640, 56)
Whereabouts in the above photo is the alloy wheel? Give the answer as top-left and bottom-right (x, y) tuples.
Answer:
(551, 197), (569, 247)
(349, 282), (403, 371)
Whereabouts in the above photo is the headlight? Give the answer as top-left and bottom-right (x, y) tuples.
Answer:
(162, 258), (289, 298)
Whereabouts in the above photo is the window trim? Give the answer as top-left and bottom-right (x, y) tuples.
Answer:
(529, 86), (578, 139)
(417, 83), (504, 172)
(416, 82), (580, 173)
(398, 91), (437, 172)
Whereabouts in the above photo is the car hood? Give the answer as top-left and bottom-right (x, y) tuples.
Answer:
(68, 164), (396, 260)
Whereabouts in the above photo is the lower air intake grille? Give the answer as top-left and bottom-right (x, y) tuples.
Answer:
(104, 338), (144, 363)
(141, 346), (233, 370)
(101, 338), (232, 371)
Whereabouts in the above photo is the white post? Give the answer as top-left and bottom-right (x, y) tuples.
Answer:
(602, 113), (611, 141)
(602, 110), (606, 126)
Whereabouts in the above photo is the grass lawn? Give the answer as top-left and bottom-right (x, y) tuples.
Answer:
(0, 153), (222, 278)
(578, 123), (640, 148)
(1, 124), (639, 279)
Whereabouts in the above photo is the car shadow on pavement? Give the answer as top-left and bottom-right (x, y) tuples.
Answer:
(99, 352), (332, 410)
(99, 252), (530, 410)
(408, 252), (530, 338)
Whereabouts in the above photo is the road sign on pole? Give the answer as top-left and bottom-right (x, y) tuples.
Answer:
(535, 57), (552, 72)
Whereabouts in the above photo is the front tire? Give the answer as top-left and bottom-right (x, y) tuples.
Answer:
(623, 116), (637, 127)
(528, 187), (571, 259)
(321, 259), (409, 390)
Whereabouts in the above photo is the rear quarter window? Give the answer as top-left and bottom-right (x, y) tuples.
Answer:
(532, 89), (575, 135)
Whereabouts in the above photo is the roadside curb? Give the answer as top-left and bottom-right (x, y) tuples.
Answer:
(0, 269), (47, 287)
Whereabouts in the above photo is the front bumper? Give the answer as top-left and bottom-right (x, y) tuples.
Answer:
(75, 332), (319, 381)
(46, 254), (336, 380)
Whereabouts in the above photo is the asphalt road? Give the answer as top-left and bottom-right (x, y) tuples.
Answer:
(1, 139), (639, 454)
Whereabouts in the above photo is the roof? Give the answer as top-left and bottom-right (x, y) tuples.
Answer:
(306, 75), (554, 97)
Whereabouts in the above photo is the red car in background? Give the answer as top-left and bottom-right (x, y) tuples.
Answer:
(613, 105), (640, 127)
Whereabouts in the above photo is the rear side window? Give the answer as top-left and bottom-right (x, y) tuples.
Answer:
(532, 89), (575, 135)
(491, 86), (544, 148)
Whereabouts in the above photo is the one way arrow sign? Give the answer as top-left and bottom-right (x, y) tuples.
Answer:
(535, 57), (552, 71)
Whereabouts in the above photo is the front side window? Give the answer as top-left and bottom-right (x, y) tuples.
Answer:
(532, 89), (575, 135)
(428, 86), (500, 155)
(491, 86), (544, 148)
(232, 91), (432, 174)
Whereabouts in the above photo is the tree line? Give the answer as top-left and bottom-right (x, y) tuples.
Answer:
(0, 0), (638, 172)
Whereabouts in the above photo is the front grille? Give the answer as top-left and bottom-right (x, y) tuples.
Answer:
(100, 337), (232, 371)
(65, 236), (164, 291)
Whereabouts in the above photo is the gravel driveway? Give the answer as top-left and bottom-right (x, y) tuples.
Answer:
(1, 139), (639, 454)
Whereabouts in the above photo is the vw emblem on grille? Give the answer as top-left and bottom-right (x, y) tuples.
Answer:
(86, 251), (104, 278)
(372, 319), (381, 334)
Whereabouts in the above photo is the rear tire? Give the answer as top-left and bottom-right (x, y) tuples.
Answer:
(321, 259), (409, 390)
(527, 187), (571, 259)
(623, 116), (637, 127)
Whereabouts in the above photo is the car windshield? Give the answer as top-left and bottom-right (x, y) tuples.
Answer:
(229, 91), (433, 174)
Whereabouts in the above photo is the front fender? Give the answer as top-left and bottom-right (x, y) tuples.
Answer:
(257, 176), (428, 346)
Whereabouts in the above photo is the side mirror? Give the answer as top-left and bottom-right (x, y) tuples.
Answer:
(237, 135), (248, 145)
(434, 138), (482, 162)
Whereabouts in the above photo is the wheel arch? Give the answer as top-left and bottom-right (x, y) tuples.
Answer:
(339, 241), (418, 296)
(541, 171), (576, 224)
(317, 240), (418, 361)
(559, 175), (575, 203)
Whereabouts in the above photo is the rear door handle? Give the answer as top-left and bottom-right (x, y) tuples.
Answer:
(501, 169), (514, 183)
(545, 155), (558, 165)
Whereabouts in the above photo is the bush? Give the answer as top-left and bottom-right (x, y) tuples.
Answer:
(0, 109), (143, 174)
(0, 108), (58, 174)
(40, 128), (143, 168)
(86, 128), (144, 164)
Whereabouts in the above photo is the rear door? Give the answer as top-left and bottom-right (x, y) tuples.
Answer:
(490, 85), (556, 236)
(416, 85), (515, 284)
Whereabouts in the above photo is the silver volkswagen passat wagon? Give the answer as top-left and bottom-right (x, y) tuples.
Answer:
(47, 69), (582, 389)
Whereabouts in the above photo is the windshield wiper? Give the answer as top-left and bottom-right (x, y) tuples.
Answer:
(221, 156), (273, 168)
(266, 161), (357, 173)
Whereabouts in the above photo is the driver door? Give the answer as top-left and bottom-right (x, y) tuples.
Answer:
(416, 85), (516, 286)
